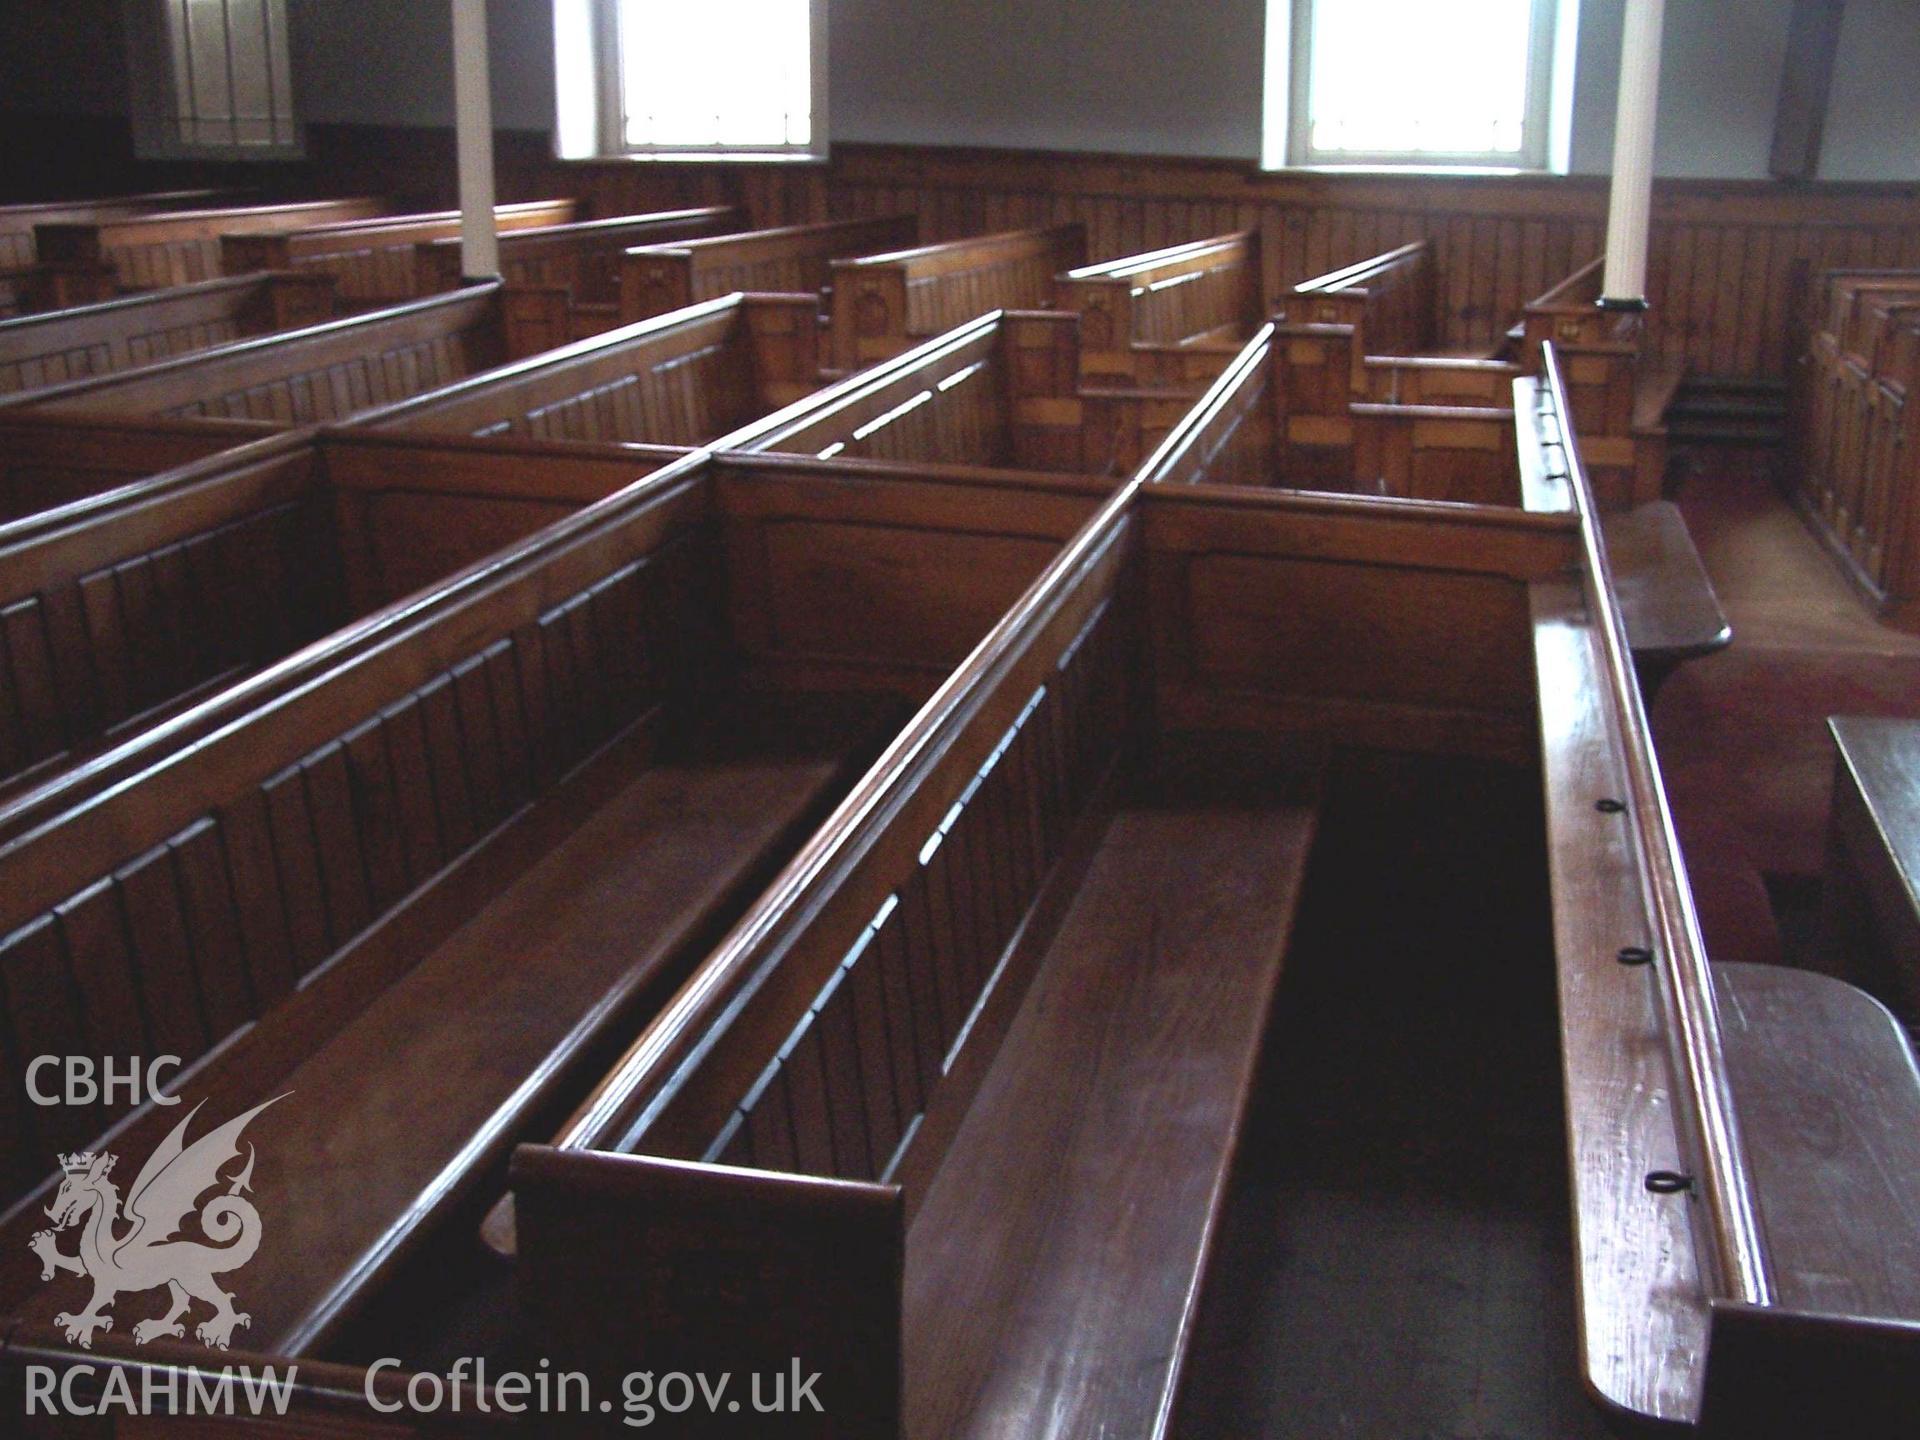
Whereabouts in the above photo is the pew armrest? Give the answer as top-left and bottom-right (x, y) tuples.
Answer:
(513, 1145), (903, 1437)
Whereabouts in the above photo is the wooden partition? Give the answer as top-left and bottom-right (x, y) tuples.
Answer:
(619, 213), (920, 325)
(360, 293), (823, 448)
(8, 284), (527, 429)
(0, 412), (269, 522)
(1791, 266), (1920, 624)
(415, 204), (744, 337)
(0, 432), (684, 794)
(0, 271), (337, 397)
(738, 309), (1197, 477)
(0, 190), (230, 268)
(30, 196), (387, 304)
(1053, 229), (1261, 384)
(826, 222), (1087, 372)
(219, 199), (582, 310)
(1287, 239), (1438, 355)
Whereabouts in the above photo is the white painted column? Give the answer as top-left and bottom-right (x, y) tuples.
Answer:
(1601, 0), (1666, 307)
(453, 0), (499, 280)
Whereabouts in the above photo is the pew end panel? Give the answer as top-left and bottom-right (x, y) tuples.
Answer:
(1287, 239), (1436, 356)
(514, 1147), (903, 1438)
(825, 223), (1087, 374)
(618, 214), (921, 328)
(1054, 230), (1262, 384)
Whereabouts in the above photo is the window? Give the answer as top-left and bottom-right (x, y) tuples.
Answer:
(1265, 0), (1576, 171)
(126, 0), (302, 159)
(554, 0), (827, 161)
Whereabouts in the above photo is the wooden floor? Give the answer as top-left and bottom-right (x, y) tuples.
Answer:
(1174, 753), (1612, 1439)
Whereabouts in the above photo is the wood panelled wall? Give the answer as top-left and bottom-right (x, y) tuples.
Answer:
(11, 118), (1915, 384)
(525, 144), (1920, 384)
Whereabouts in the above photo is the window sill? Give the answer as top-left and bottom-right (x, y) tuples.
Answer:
(561, 150), (830, 166)
(1260, 162), (1558, 178)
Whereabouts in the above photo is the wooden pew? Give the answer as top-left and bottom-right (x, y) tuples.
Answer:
(1159, 324), (1729, 682)
(0, 450), (1090, 1392)
(507, 410), (1596, 1436)
(1287, 238), (1438, 356)
(1791, 267), (1920, 623)
(1819, 715), (1920, 1027)
(0, 412), (270, 522)
(1526, 348), (1920, 1434)
(5, 284), (540, 434)
(1053, 230), (1262, 385)
(0, 431), (687, 794)
(619, 214), (919, 326)
(359, 293), (823, 447)
(739, 308), (1198, 477)
(0, 272), (337, 398)
(826, 222), (1087, 373)
(0, 191), (233, 318)
(30, 197), (387, 306)
(219, 199), (583, 312)
(415, 205), (745, 338)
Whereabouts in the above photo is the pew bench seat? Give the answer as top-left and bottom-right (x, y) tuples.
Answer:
(906, 752), (1320, 1437)
(1601, 499), (1732, 693)
(1, 701), (888, 1358)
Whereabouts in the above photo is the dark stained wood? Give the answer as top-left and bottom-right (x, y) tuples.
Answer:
(12, 284), (527, 427)
(619, 213), (919, 326)
(1821, 715), (1920, 1025)
(0, 271), (337, 398)
(360, 293), (822, 447)
(826, 223), (1086, 372)
(1769, 0), (1848, 181)
(1600, 499), (1733, 688)
(219, 198), (583, 311)
(1053, 230), (1261, 386)
(31, 196), (387, 305)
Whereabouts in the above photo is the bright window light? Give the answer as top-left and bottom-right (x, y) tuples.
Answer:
(1273, 0), (1560, 169)
(617, 0), (814, 151)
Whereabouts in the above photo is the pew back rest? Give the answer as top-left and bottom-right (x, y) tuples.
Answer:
(619, 214), (920, 325)
(414, 206), (745, 303)
(826, 223), (1087, 371)
(358, 294), (821, 447)
(1290, 239), (1435, 355)
(0, 458), (718, 1206)
(34, 198), (386, 291)
(0, 273), (337, 398)
(0, 436), (337, 788)
(0, 416), (264, 524)
(1517, 256), (1605, 364)
(0, 191), (231, 268)
(1056, 230), (1260, 358)
(18, 286), (512, 425)
(220, 200), (581, 307)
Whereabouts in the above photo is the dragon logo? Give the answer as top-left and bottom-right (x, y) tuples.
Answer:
(28, 1096), (283, 1351)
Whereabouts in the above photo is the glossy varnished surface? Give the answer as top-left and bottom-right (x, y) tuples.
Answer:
(1716, 962), (1920, 1322)
(1824, 715), (1920, 1022)
(1601, 499), (1733, 670)
(905, 779), (1317, 1439)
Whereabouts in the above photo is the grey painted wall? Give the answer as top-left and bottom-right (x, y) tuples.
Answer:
(3, 0), (1915, 180)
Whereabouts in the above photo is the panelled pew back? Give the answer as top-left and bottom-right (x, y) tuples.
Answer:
(826, 222), (1087, 373)
(30, 197), (387, 306)
(6, 284), (533, 432)
(1525, 349), (1920, 1435)
(359, 294), (823, 448)
(0, 412), (268, 521)
(618, 214), (920, 326)
(739, 309), (1198, 477)
(0, 432), (686, 794)
(1186, 322), (1523, 505)
(0, 272), (337, 398)
(0, 451), (1093, 1396)
(220, 199), (582, 312)
(1053, 229), (1263, 385)
(1791, 266), (1920, 623)
(1287, 239), (1437, 355)
(0, 191), (233, 318)
(509, 445), (1578, 1436)
(416, 205), (745, 338)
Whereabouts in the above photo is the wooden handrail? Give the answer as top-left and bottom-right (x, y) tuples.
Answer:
(1134, 322), (1273, 484)
(1292, 239), (1427, 295)
(1537, 342), (1774, 1309)
(1063, 231), (1252, 282)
